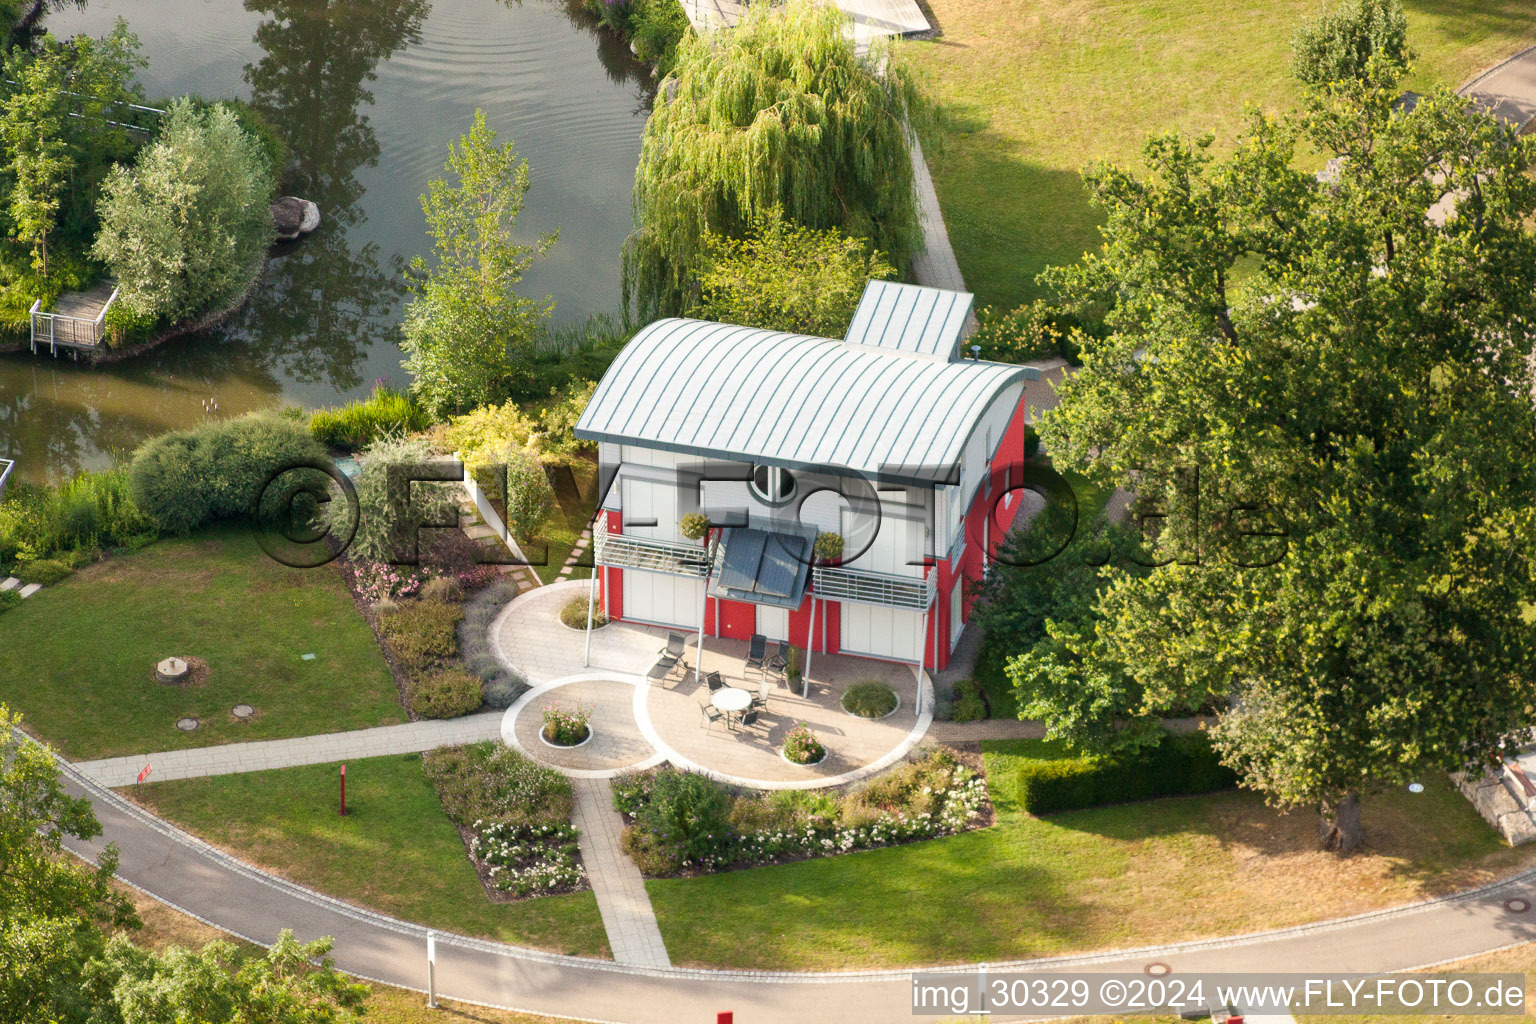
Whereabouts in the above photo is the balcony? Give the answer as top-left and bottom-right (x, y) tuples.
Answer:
(592, 515), (710, 578)
(811, 564), (934, 611)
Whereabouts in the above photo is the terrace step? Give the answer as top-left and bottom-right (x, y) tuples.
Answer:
(17, 583), (41, 598)
(1, 577), (18, 591)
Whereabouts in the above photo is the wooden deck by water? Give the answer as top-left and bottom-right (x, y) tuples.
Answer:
(30, 279), (119, 356)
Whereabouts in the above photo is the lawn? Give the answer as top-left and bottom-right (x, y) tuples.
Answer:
(906, 0), (1536, 311)
(644, 739), (1536, 969)
(124, 752), (609, 958)
(529, 457), (598, 586)
(0, 527), (404, 760)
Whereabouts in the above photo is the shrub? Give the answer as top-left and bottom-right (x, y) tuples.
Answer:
(1291, 0), (1411, 88)
(0, 589), (20, 614)
(309, 385), (430, 451)
(16, 557), (70, 584)
(503, 445), (555, 541)
(950, 678), (987, 722)
(422, 529), (498, 593)
(378, 599), (463, 671)
(541, 703), (592, 745)
(689, 211), (896, 337)
(631, 768), (735, 868)
(782, 722), (825, 764)
(537, 379), (596, 464)
(458, 581), (526, 708)
(559, 595), (607, 629)
(0, 467), (150, 563)
(1009, 732), (1237, 815)
(443, 400), (538, 471)
(94, 99), (274, 323)
(840, 680), (898, 718)
(424, 741), (572, 826)
(419, 576), (463, 604)
(334, 434), (460, 564)
(126, 413), (327, 535)
(971, 299), (1078, 364)
(407, 667), (483, 719)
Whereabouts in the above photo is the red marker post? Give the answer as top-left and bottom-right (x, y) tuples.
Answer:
(136, 763), (152, 791)
(339, 764), (347, 816)
(717, 1014), (733, 1024)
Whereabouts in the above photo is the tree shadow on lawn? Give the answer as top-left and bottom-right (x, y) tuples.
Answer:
(922, 111), (1102, 311)
(1038, 775), (1536, 922)
(1404, 0), (1536, 53)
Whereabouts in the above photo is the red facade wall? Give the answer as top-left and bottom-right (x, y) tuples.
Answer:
(599, 389), (1029, 672)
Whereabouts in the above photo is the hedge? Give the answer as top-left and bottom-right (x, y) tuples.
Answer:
(1011, 732), (1236, 814)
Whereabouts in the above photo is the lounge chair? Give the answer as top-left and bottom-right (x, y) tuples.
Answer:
(706, 670), (726, 692)
(745, 634), (767, 677)
(654, 632), (687, 676)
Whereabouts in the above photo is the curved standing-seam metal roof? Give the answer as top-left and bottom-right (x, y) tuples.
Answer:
(575, 318), (1036, 486)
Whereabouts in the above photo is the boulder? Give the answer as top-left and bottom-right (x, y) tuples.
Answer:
(271, 196), (322, 240)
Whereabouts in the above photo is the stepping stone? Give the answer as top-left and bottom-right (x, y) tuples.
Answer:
(17, 583), (40, 598)
(176, 717), (199, 732)
(232, 704), (255, 720)
(463, 524), (497, 540)
(1, 578), (18, 591)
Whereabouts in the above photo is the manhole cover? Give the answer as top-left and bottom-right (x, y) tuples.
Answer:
(1505, 897), (1530, 914)
(1145, 962), (1172, 976)
(232, 704), (255, 720)
(175, 717), (199, 732)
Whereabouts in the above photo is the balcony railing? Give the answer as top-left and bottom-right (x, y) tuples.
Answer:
(812, 564), (934, 611)
(593, 515), (710, 578)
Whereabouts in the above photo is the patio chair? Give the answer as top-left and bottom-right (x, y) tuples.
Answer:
(654, 632), (687, 676)
(750, 681), (770, 709)
(700, 703), (724, 730)
(706, 670), (726, 692)
(765, 640), (788, 683)
(740, 708), (761, 728)
(745, 633), (768, 677)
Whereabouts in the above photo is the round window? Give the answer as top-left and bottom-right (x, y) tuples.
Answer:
(750, 464), (796, 503)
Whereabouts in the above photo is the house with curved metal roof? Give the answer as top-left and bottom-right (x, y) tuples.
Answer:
(575, 281), (1041, 677)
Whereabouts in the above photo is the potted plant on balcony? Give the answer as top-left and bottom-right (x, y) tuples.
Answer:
(813, 531), (844, 565)
(679, 512), (711, 542)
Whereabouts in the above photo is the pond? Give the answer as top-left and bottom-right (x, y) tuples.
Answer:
(0, 0), (651, 486)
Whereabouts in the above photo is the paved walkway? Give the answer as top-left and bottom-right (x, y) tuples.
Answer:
(1460, 43), (1536, 129)
(72, 713), (504, 788)
(54, 747), (1536, 1023)
(572, 778), (672, 969)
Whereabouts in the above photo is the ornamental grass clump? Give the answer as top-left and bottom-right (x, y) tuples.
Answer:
(559, 595), (607, 629)
(541, 703), (592, 746)
(840, 680), (898, 719)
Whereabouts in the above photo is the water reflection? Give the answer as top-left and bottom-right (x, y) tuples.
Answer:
(229, 0), (429, 391)
(0, 0), (650, 485)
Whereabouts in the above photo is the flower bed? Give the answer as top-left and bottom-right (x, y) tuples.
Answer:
(613, 746), (989, 876)
(422, 742), (587, 899)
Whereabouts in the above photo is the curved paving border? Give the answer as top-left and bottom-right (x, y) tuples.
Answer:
(502, 673), (668, 780)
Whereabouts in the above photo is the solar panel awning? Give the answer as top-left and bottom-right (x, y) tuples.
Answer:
(708, 527), (814, 609)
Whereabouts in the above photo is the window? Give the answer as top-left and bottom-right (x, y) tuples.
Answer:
(750, 464), (796, 504)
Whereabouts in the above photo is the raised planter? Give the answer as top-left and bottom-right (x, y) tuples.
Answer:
(780, 744), (828, 767)
(840, 689), (901, 720)
(540, 724), (593, 749)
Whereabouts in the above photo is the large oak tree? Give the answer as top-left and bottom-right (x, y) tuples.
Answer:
(1033, 58), (1536, 851)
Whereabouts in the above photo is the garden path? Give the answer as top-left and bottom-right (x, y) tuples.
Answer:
(1460, 43), (1536, 129)
(572, 777), (672, 968)
(71, 712), (505, 788)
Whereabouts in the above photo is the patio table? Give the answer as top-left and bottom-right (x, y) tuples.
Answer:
(711, 686), (751, 729)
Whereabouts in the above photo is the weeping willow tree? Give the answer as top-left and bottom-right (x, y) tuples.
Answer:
(623, 0), (926, 319)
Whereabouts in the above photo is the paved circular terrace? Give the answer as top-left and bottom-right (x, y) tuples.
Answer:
(492, 580), (934, 788)
(504, 677), (662, 776)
